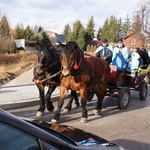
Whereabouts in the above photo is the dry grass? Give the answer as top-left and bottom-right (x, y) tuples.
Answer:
(0, 51), (37, 79)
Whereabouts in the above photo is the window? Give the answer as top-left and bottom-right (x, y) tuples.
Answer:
(131, 38), (136, 45)
(0, 122), (39, 150)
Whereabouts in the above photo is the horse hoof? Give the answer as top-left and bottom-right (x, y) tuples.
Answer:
(51, 119), (58, 123)
(93, 109), (101, 116)
(36, 111), (43, 117)
(63, 108), (70, 113)
(81, 117), (87, 123)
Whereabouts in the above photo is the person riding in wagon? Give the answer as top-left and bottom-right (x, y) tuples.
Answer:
(94, 39), (113, 64)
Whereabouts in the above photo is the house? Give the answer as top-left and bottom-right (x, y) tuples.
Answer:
(14, 39), (37, 51)
(122, 30), (145, 49)
(46, 31), (67, 44)
(46, 30), (56, 38)
(25, 40), (37, 51)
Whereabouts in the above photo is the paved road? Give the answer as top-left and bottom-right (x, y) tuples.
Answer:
(7, 86), (150, 150)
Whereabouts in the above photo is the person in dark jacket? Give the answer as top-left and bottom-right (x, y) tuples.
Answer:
(54, 38), (63, 58)
(139, 47), (150, 65)
(94, 39), (113, 64)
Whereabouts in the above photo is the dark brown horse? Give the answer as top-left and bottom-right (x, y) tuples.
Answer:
(51, 41), (110, 123)
(33, 39), (79, 117)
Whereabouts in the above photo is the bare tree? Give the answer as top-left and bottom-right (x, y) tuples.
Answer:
(135, 0), (150, 33)
(132, 14), (142, 33)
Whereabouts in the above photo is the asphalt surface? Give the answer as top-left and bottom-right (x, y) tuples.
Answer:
(0, 68), (60, 110)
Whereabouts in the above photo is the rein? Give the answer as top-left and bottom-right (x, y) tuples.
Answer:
(45, 60), (60, 71)
(41, 70), (61, 82)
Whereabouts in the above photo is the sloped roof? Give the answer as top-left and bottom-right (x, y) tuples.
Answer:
(124, 33), (135, 39)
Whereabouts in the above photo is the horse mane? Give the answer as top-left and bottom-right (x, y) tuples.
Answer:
(37, 38), (51, 48)
(37, 39), (59, 63)
(65, 41), (78, 52)
(65, 41), (84, 72)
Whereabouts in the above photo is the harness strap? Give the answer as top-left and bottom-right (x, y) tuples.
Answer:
(41, 70), (61, 82)
(83, 59), (106, 89)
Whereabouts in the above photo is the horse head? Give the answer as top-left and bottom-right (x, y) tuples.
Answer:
(34, 39), (59, 77)
(61, 41), (84, 76)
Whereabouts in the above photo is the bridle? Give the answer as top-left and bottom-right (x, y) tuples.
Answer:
(38, 46), (60, 73)
(61, 45), (84, 73)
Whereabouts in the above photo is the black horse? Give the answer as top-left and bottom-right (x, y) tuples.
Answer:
(33, 39), (79, 117)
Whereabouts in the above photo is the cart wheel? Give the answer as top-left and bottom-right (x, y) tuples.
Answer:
(139, 81), (148, 100)
(117, 87), (130, 109)
(86, 90), (94, 102)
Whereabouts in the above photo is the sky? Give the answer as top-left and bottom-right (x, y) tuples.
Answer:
(0, 0), (139, 34)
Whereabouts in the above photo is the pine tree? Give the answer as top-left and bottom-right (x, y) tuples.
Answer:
(24, 25), (34, 40)
(67, 20), (85, 49)
(85, 16), (95, 41)
(63, 24), (71, 36)
(97, 16), (121, 42)
(109, 15), (121, 42)
(15, 24), (24, 39)
(0, 14), (17, 53)
(97, 18), (109, 40)
(0, 15), (10, 39)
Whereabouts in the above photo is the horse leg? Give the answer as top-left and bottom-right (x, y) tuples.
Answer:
(64, 90), (79, 112)
(72, 90), (80, 107)
(80, 89), (88, 123)
(93, 84), (107, 116)
(36, 84), (45, 117)
(51, 86), (66, 123)
(45, 85), (56, 112)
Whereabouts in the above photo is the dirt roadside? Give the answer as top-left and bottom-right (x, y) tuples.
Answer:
(0, 63), (34, 86)
(0, 51), (36, 86)
(2, 66), (34, 87)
